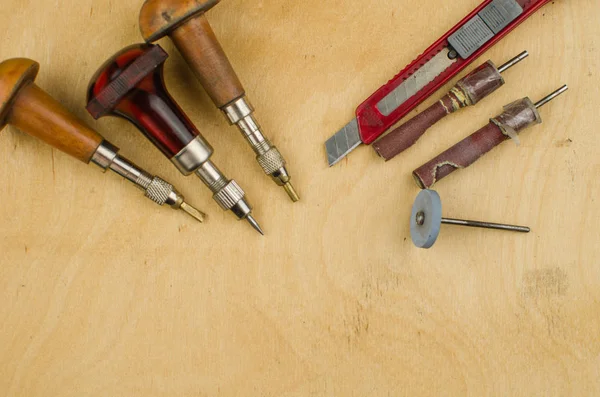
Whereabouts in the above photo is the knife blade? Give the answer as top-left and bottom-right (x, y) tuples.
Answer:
(325, 0), (552, 167)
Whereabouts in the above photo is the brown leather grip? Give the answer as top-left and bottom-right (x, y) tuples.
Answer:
(412, 97), (541, 189)
(9, 83), (104, 163)
(170, 13), (245, 108)
(373, 96), (454, 160)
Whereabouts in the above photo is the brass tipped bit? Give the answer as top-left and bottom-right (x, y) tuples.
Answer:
(283, 182), (300, 202)
(180, 201), (206, 223)
(246, 215), (264, 235)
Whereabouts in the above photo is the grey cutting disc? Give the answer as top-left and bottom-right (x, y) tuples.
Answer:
(410, 190), (443, 249)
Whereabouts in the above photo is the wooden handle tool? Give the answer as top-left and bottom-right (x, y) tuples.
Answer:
(412, 85), (568, 189)
(373, 51), (529, 161)
(0, 58), (206, 222)
(139, 0), (299, 202)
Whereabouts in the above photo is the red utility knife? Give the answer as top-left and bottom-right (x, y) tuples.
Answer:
(325, 0), (552, 167)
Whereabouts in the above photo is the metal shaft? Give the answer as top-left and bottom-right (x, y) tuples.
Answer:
(441, 218), (530, 233)
(497, 51), (529, 73)
(91, 141), (206, 223)
(223, 97), (299, 202)
(535, 85), (569, 109)
(194, 160), (264, 235)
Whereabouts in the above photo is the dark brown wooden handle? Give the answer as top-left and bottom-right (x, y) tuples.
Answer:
(170, 13), (245, 108)
(9, 83), (104, 163)
(373, 98), (453, 161)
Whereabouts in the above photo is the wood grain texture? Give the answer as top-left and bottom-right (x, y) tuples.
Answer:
(0, 58), (39, 128)
(11, 84), (104, 163)
(139, 0), (220, 42)
(169, 13), (246, 108)
(0, 0), (599, 396)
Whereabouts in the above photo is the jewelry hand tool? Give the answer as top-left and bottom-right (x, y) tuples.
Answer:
(86, 44), (263, 234)
(411, 189), (530, 249)
(139, 0), (299, 202)
(0, 58), (205, 222)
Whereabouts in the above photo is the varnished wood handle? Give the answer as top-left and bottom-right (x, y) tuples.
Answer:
(170, 14), (245, 108)
(9, 83), (104, 163)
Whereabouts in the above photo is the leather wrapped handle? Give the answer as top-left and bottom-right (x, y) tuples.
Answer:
(169, 14), (245, 108)
(10, 83), (104, 163)
(373, 61), (504, 161)
(412, 97), (541, 189)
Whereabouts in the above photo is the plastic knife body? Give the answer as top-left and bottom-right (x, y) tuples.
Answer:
(325, 0), (552, 167)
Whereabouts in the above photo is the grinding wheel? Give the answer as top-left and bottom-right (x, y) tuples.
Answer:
(410, 190), (443, 249)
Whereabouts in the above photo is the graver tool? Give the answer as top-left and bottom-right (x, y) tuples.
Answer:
(139, 0), (299, 202)
(0, 58), (205, 222)
(374, 51), (529, 161)
(413, 85), (568, 189)
(411, 190), (530, 249)
(325, 0), (552, 167)
(86, 44), (263, 234)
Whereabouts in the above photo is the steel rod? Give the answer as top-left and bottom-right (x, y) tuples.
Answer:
(497, 51), (529, 73)
(535, 85), (569, 109)
(441, 218), (530, 233)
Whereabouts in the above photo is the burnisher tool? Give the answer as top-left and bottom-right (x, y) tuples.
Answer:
(86, 44), (263, 234)
(411, 190), (529, 249)
(0, 58), (205, 222)
(139, 0), (299, 202)
(373, 51), (529, 160)
(413, 85), (568, 189)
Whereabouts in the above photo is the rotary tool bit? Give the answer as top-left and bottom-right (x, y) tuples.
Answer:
(374, 51), (529, 160)
(411, 189), (530, 249)
(413, 85), (568, 189)
(86, 44), (263, 234)
(0, 58), (205, 222)
(139, 0), (299, 202)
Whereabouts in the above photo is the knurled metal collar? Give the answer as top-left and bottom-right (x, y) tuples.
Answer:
(144, 176), (175, 206)
(213, 180), (245, 210)
(257, 147), (286, 175)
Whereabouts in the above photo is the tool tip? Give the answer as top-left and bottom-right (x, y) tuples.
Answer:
(180, 202), (206, 223)
(283, 182), (300, 202)
(246, 215), (264, 235)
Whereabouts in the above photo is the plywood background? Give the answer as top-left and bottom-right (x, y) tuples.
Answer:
(1, 0), (599, 395)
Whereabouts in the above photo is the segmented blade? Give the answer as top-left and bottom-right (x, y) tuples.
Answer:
(325, 49), (456, 167)
(376, 48), (456, 116)
(325, 119), (361, 167)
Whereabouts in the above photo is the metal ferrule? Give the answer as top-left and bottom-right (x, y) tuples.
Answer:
(195, 160), (252, 220)
(222, 97), (288, 181)
(90, 141), (185, 209)
(171, 136), (214, 175)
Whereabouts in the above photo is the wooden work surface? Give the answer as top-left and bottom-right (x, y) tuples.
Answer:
(1, 0), (599, 395)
